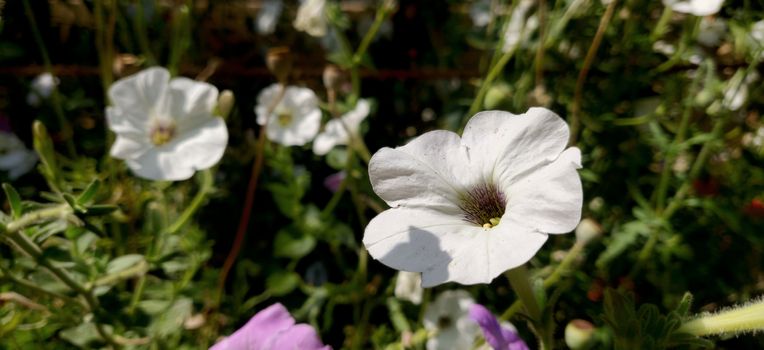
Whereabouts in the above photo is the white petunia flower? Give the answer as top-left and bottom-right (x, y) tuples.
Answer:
(423, 290), (479, 350)
(256, 0), (283, 35)
(313, 99), (370, 156)
(27, 73), (59, 107)
(294, 0), (327, 37)
(256, 84), (321, 146)
(106, 67), (228, 181)
(363, 108), (583, 287)
(394, 271), (423, 305)
(0, 132), (38, 179)
(663, 0), (723, 16)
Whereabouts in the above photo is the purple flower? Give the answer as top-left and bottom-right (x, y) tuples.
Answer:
(323, 171), (346, 193)
(469, 304), (529, 350)
(210, 303), (331, 350)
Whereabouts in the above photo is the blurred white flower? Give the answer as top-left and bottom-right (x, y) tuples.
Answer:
(575, 218), (602, 245)
(107, 67), (228, 181)
(394, 271), (423, 304)
(752, 20), (764, 43)
(313, 99), (370, 155)
(423, 290), (479, 350)
(256, 0), (283, 35)
(722, 70), (758, 111)
(653, 40), (676, 56)
(470, 0), (491, 28)
(0, 132), (37, 180)
(294, 0), (327, 37)
(697, 17), (727, 47)
(363, 108), (583, 287)
(663, 0), (723, 16)
(27, 73), (59, 107)
(502, 0), (537, 53)
(256, 84), (321, 146)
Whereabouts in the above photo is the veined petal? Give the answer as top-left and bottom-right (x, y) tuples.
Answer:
(108, 67), (170, 121)
(461, 108), (569, 188)
(268, 324), (332, 350)
(126, 118), (228, 181)
(363, 207), (481, 276)
(210, 303), (295, 350)
(369, 130), (469, 210)
(506, 148), (583, 234)
(167, 77), (219, 130)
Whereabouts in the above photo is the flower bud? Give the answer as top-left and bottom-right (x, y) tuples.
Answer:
(565, 319), (596, 350)
(322, 64), (342, 92)
(483, 82), (512, 110)
(266, 47), (293, 83)
(575, 218), (602, 245)
(680, 298), (764, 336)
(217, 90), (235, 120)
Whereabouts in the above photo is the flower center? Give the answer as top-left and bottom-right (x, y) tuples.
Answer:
(458, 182), (507, 228)
(277, 111), (293, 127)
(151, 123), (176, 146)
(437, 315), (452, 329)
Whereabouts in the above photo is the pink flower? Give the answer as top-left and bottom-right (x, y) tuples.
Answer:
(469, 304), (528, 350)
(210, 303), (331, 350)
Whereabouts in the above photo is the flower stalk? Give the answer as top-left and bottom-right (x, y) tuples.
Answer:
(505, 265), (541, 322)
(679, 299), (764, 337)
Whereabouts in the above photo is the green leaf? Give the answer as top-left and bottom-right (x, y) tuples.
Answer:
(81, 204), (118, 216)
(674, 292), (694, 318)
(149, 298), (192, 337)
(2, 183), (22, 219)
(274, 227), (316, 259)
(76, 179), (100, 205)
(106, 254), (145, 274)
(266, 271), (300, 296)
(60, 322), (108, 347)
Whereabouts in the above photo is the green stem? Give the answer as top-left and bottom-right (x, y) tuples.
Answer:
(505, 265), (541, 322)
(132, 0), (156, 65)
(649, 6), (673, 42)
(352, 1), (394, 66)
(21, 0), (76, 157)
(467, 50), (514, 120)
(542, 241), (585, 289)
(163, 170), (214, 235)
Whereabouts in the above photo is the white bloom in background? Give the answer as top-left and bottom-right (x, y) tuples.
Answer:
(697, 17), (727, 47)
(423, 290), (479, 350)
(0, 132), (38, 179)
(663, 0), (723, 16)
(752, 20), (764, 43)
(256, 84), (321, 146)
(27, 73), (59, 107)
(294, 0), (327, 37)
(722, 70), (758, 111)
(394, 271), (423, 305)
(107, 67), (228, 181)
(256, 0), (283, 35)
(502, 0), (537, 53)
(313, 99), (370, 155)
(363, 108), (583, 287)
(470, 0), (492, 28)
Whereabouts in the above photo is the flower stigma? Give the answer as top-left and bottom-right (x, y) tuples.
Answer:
(150, 122), (176, 146)
(277, 110), (293, 127)
(459, 182), (507, 229)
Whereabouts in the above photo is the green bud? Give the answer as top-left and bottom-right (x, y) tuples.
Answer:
(483, 83), (512, 110)
(565, 319), (596, 350)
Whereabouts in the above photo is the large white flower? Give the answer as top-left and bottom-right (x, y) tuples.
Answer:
(294, 0), (327, 37)
(313, 99), (370, 156)
(106, 67), (228, 181)
(363, 108), (583, 287)
(0, 132), (38, 180)
(256, 84), (321, 146)
(663, 0), (724, 16)
(423, 290), (479, 350)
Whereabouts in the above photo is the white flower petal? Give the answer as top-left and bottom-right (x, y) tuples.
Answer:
(256, 85), (321, 146)
(256, 0), (283, 34)
(125, 118), (227, 181)
(394, 271), (423, 304)
(108, 67), (170, 120)
(462, 108), (569, 188)
(294, 0), (327, 37)
(423, 290), (477, 350)
(312, 132), (338, 155)
(168, 77), (219, 130)
(506, 148), (583, 234)
(369, 130), (469, 210)
(110, 134), (153, 160)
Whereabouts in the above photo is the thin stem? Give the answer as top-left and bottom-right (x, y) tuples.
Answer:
(4, 204), (71, 233)
(132, 0), (156, 65)
(505, 265), (541, 322)
(21, 0), (76, 156)
(352, 1), (394, 67)
(216, 84), (286, 304)
(163, 170), (214, 235)
(467, 50), (515, 119)
(569, 0), (617, 145)
(534, 0), (547, 86)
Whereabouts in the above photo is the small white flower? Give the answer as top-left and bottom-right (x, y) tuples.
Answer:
(256, 84), (321, 146)
(394, 271), (423, 305)
(363, 108), (583, 287)
(313, 99), (370, 156)
(663, 0), (724, 16)
(256, 0), (283, 35)
(470, 0), (492, 28)
(27, 73), (59, 107)
(106, 67), (228, 181)
(0, 132), (37, 179)
(502, 0), (537, 53)
(423, 290), (479, 350)
(294, 0), (327, 37)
